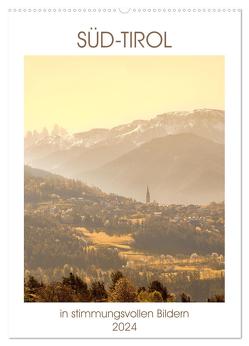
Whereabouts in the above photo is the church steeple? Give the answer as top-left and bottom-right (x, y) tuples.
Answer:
(146, 185), (150, 204)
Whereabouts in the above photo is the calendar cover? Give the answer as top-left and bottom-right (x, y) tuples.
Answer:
(8, 0), (242, 339)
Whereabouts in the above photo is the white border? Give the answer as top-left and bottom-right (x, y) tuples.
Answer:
(7, 3), (242, 340)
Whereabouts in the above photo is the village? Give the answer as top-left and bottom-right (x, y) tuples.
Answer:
(24, 171), (224, 301)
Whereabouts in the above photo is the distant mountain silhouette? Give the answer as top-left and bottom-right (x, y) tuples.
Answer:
(25, 109), (224, 180)
(83, 133), (224, 204)
(24, 165), (55, 178)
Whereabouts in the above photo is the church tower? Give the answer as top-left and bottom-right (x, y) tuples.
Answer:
(146, 186), (150, 204)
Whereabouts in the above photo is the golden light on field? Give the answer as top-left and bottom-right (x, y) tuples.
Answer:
(25, 56), (224, 133)
(76, 227), (133, 249)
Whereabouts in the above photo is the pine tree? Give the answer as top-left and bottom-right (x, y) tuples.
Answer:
(149, 280), (168, 301)
(109, 271), (123, 291)
(181, 292), (191, 302)
(90, 281), (108, 302)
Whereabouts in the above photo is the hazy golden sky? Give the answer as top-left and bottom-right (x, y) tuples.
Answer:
(25, 56), (224, 133)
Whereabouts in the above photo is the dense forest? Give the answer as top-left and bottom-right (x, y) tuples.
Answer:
(134, 216), (224, 255)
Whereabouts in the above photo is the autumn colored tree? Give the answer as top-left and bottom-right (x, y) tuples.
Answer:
(36, 283), (81, 302)
(110, 278), (137, 302)
(138, 290), (163, 302)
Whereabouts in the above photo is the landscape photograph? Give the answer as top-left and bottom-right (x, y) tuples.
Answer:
(24, 55), (225, 302)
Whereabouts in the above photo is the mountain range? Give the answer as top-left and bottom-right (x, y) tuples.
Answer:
(84, 133), (224, 204)
(25, 109), (224, 204)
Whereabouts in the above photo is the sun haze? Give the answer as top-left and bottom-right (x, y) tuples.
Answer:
(25, 56), (224, 133)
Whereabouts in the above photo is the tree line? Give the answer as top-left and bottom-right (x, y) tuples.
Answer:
(25, 271), (224, 303)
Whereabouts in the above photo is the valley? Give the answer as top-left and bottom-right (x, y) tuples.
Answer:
(24, 165), (224, 302)
(25, 109), (224, 204)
